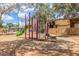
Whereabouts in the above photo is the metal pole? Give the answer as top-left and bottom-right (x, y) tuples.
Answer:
(38, 11), (40, 40)
(36, 18), (38, 40)
(45, 23), (46, 40)
(32, 17), (33, 40)
(47, 22), (48, 40)
(45, 16), (49, 41)
(25, 14), (26, 39)
(29, 13), (30, 39)
(38, 18), (40, 39)
(47, 17), (49, 41)
(45, 23), (48, 41)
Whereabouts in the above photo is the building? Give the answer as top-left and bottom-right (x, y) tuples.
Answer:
(48, 17), (79, 36)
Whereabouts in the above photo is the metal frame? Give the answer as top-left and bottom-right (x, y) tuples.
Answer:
(25, 14), (48, 41)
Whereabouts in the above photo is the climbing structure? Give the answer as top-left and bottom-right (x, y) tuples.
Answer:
(25, 14), (49, 41)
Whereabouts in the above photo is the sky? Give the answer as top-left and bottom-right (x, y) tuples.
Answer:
(1, 6), (35, 26)
(1, 3), (59, 26)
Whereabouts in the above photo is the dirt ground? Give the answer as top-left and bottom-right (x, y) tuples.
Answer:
(0, 34), (79, 55)
(56, 35), (79, 54)
(0, 34), (24, 42)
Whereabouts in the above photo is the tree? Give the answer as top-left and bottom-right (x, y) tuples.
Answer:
(7, 23), (14, 31)
(0, 3), (35, 20)
(33, 3), (53, 33)
(52, 3), (79, 19)
(0, 20), (4, 27)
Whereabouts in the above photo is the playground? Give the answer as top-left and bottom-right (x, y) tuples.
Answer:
(0, 3), (79, 56)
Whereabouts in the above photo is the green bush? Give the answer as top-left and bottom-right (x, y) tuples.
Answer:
(16, 26), (28, 36)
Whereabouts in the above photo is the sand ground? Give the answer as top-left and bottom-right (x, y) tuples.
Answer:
(0, 34), (24, 42)
(0, 34), (79, 43)
(0, 34), (79, 55)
